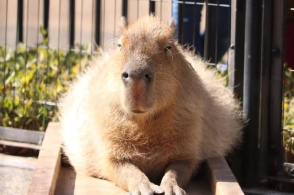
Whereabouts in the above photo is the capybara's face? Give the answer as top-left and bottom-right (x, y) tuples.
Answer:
(115, 17), (180, 116)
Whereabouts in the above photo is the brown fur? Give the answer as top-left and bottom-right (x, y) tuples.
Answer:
(59, 16), (242, 194)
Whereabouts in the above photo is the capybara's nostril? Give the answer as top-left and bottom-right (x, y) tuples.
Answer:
(144, 73), (153, 83)
(122, 72), (129, 82)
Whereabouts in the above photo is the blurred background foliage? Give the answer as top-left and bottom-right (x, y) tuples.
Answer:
(0, 35), (95, 131)
(283, 66), (294, 155)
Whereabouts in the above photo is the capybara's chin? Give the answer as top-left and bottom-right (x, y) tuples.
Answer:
(123, 100), (155, 116)
(122, 92), (155, 115)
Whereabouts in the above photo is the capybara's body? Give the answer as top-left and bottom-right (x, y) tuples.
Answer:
(60, 16), (242, 194)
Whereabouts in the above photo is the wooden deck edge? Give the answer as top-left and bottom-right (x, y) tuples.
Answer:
(0, 140), (42, 150)
(27, 123), (62, 195)
(206, 157), (244, 195)
(0, 153), (37, 169)
(0, 126), (45, 144)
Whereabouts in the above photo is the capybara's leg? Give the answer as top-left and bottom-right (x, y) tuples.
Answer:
(109, 162), (164, 195)
(160, 161), (194, 195)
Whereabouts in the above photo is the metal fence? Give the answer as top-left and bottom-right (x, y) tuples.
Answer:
(0, 0), (293, 194)
(0, 0), (232, 131)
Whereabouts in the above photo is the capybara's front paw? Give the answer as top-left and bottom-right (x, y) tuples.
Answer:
(160, 181), (186, 195)
(128, 180), (164, 195)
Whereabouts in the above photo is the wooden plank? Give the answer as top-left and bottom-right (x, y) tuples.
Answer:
(29, 122), (240, 195)
(55, 167), (76, 195)
(55, 166), (212, 195)
(74, 171), (128, 195)
(0, 153), (37, 170)
(0, 126), (45, 144)
(0, 140), (41, 150)
(207, 157), (244, 195)
(27, 123), (62, 195)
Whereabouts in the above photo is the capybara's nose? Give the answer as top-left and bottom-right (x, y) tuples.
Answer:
(122, 68), (154, 84)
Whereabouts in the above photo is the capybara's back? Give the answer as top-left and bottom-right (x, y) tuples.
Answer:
(60, 16), (242, 195)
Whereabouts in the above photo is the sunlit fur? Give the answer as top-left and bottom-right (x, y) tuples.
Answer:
(59, 16), (243, 190)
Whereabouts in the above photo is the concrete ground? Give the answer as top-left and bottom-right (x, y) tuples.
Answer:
(0, 154), (37, 195)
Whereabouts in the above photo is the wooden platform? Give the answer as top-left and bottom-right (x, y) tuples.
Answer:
(28, 123), (244, 195)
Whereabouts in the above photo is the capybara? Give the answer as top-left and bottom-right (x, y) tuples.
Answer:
(60, 16), (242, 195)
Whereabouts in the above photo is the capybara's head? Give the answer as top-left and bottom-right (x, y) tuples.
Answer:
(114, 16), (184, 116)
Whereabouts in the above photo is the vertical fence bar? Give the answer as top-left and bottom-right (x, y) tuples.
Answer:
(33, 0), (41, 130)
(56, 0), (62, 109)
(171, 0), (173, 18)
(42, 0), (50, 130)
(204, 0), (217, 62)
(268, 0), (285, 177)
(242, 0), (262, 187)
(177, 1), (183, 43)
(22, 0), (30, 129)
(79, 0), (84, 71)
(259, 0), (273, 179)
(122, 0), (128, 18)
(229, 0), (245, 100)
(95, 0), (101, 46)
(160, 0), (162, 18)
(44, 0), (49, 38)
(214, 0), (219, 65)
(69, 0), (75, 46)
(17, 0), (24, 42)
(228, 0), (245, 181)
(91, 0), (95, 53)
(137, 0), (139, 19)
(225, 0), (231, 67)
(13, 0), (23, 127)
(2, 0), (8, 126)
(114, 0), (117, 42)
(181, 1), (185, 44)
(192, 0), (197, 45)
(229, 0), (235, 91)
(149, 0), (155, 14)
(102, 0), (105, 47)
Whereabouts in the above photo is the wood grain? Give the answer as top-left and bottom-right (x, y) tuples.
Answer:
(27, 123), (62, 195)
(207, 157), (244, 195)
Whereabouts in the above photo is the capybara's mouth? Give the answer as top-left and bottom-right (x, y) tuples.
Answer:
(131, 110), (146, 114)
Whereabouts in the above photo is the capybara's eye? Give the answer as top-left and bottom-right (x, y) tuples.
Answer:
(117, 44), (122, 50)
(165, 46), (172, 52)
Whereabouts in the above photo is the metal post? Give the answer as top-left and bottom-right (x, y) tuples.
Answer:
(149, 0), (155, 14)
(95, 0), (101, 46)
(69, 0), (75, 46)
(204, 0), (217, 62)
(229, 0), (245, 101)
(17, 0), (24, 42)
(268, 0), (285, 177)
(259, 0), (273, 179)
(43, 0), (49, 38)
(242, 0), (262, 187)
(122, 0), (128, 18)
(228, 0), (245, 181)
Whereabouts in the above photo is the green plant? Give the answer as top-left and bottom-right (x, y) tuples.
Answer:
(283, 66), (294, 155)
(0, 38), (97, 131)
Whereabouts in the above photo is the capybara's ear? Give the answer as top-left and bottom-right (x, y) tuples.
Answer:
(120, 17), (127, 32)
(168, 18), (176, 31)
